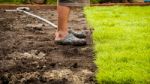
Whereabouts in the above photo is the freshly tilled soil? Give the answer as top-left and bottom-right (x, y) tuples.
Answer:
(0, 8), (96, 84)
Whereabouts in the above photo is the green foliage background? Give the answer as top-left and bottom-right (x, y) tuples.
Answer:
(0, 0), (24, 4)
(0, 0), (103, 4)
(0, 0), (140, 4)
(0, 0), (57, 4)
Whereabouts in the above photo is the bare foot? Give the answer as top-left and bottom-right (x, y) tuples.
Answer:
(55, 31), (68, 41)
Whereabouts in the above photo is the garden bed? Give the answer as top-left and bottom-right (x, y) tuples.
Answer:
(0, 8), (96, 84)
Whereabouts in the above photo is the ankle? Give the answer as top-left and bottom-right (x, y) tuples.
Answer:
(55, 31), (68, 40)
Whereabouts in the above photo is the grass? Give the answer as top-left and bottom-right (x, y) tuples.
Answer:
(84, 6), (150, 84)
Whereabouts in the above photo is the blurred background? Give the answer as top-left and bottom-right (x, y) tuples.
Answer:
(0, 0), (147, 4)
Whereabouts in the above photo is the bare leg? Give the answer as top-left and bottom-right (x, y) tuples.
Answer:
(55, 5), (70, 41)
(55, 5), (86, 45)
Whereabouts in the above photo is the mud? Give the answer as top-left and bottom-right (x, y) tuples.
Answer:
(0, 8), (96, 84)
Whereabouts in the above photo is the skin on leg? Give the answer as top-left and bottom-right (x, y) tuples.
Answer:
(55, 5), (70, 41)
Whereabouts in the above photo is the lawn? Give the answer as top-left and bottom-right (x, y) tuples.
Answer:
(84, 6), (150, 84)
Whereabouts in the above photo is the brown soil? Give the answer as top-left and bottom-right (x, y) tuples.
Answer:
(0, 8), (96, 84)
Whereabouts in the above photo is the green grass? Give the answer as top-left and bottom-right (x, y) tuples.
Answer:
(84, 6), (150, 84)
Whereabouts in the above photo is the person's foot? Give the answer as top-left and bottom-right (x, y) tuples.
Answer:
(55, 33), (86, 46)
(69, 29), (86, 38)
(55, 31), (68, 41)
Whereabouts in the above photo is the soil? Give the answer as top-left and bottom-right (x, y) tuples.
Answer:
(0, 8), (96, 84)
